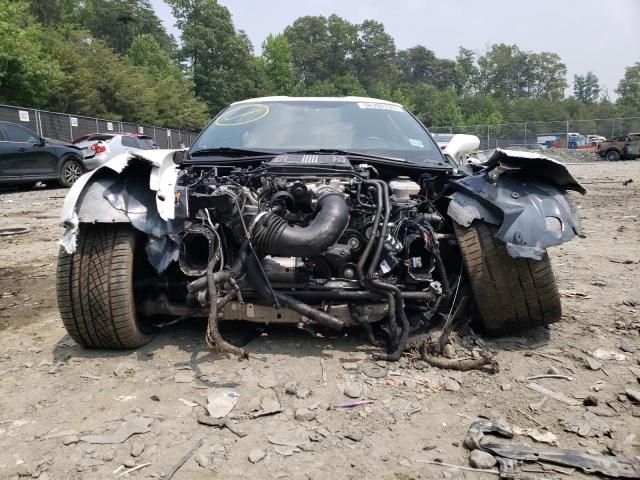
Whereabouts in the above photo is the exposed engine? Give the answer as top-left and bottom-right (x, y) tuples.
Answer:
(163, 153), (454, 359)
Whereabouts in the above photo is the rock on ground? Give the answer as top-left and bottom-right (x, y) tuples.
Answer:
(469, 449), (497, 469)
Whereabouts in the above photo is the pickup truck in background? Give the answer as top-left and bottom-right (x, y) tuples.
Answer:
(597, 133), (640, 161)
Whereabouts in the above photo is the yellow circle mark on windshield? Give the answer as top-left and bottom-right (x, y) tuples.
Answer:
(215, 104), (269, 126)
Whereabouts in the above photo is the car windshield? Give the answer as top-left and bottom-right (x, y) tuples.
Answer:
(137, 137), (155, 149)
(190, 100), (446, 165)
(74, 134), (114, 143)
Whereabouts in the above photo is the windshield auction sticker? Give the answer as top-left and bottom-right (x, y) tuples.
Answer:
(357, 102), (403, 112)
(215, 104), (269, 126)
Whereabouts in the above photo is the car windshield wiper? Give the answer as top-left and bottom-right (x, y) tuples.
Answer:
(189, 147), (276, 157)
(283, 149), (406, 163)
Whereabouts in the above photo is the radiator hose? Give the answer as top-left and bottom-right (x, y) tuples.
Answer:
(251, 192), (349, 257)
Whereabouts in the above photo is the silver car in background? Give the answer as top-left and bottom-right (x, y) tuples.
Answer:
(73, 133), (157, 170)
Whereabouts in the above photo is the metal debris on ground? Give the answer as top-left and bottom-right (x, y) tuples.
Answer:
(465, 419), (640, 478)
(196, 415), (247, 437)
(526, 382), (580, 406)
(161, 438), (206, 480)
(334, 400), (374, 409)
(0, 227), (30, 237)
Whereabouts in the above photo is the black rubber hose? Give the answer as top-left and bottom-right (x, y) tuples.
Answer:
(368, 180), (391, 272)
(367, 180), (410, 361)
(246, 254), (343, 330)
(357, 181), (382, 280)
(251, 193), (349, 257)
(188, 240), (250, 294)
(205, 262), (247, 358)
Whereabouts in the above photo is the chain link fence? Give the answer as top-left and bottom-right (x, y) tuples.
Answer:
(0, 103), (199, 149)
(431, 117), (640, 150)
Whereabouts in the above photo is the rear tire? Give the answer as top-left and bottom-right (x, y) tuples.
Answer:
(454, 221), (562, 336)
(56, 223), (152, 348)
(606, 150), (621, 161)
(59, 158), (84, 187)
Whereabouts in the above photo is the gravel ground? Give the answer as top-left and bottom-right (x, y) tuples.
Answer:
(503, 147), (601, 163)
(0, 161), (639, 479)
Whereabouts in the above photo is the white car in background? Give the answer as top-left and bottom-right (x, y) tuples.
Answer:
(73, 133), (157, 170)
(431, 133), (455, 150)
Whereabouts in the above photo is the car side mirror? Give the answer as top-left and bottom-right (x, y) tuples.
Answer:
(173, 150), (187, 165)
(36, 137), (45, 147)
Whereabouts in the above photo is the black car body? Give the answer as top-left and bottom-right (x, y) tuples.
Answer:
(0, 121), (85, 187)
(56, 97), (585, 360)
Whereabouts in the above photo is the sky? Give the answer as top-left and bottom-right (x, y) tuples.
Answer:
(150, 0), (640, 98)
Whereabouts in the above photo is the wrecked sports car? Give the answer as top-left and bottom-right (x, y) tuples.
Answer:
(56, 97), (585, 359)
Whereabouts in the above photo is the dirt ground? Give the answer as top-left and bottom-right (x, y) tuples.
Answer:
(0, 161), (639, 480)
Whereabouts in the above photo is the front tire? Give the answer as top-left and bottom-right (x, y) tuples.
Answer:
(454, 221), (562, 336)
(56, 223), (152, 348)
(59, 158), (84, 187)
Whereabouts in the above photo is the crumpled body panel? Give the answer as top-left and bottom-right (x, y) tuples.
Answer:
(59, 150), (183, 272)
(448, 149), (585, 260)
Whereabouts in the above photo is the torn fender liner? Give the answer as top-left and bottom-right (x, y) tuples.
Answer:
(482, 148), (587, 195)
(449, 149), (584, 260)
(59, 150), (183, 272)
(447, 192), (501, 228)
(466, 419), (640, 478)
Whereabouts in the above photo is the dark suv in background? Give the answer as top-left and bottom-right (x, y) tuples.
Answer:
(0, 121), (85, 188)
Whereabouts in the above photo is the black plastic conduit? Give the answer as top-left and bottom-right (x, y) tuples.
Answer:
(251, 192), (349, 257)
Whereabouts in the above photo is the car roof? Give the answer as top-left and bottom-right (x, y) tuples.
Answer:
(84, 133), (152, 138)
(0, 121), (31, 127)
(231, 96), (403, 108)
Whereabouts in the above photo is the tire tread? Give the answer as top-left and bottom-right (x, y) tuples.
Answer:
(454, 222), (562, 335)
(56, 224), (151, 349)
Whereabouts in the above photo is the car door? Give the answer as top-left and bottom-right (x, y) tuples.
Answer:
(0, 126), (21, 182)
(624, 135), (640, 158)
(3, 123), (59, 180)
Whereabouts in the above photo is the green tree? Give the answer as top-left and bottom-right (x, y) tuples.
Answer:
(167, 0), (260, 113)
(409, 84), (463, 127)
(455, 47), (479, 96)
(128, 34), (181, 78)
(573, 72), (600, 103)
(127, 34), (208, 129)
(397, 46), (456, 90)
(527, 52), (567, 100)
(0, 0), (64, 106)
(261, 33), (294, 94)
(353, 20), (396, 89)
(477, 44), (529, 98)
(27, 0), (78, 26)
(78, 0), (175, 54)
(459, 95), (500, 125)
(284, 15), (358, 85)
(475, 44), (567, 100)
(616, 63), (640, 114)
